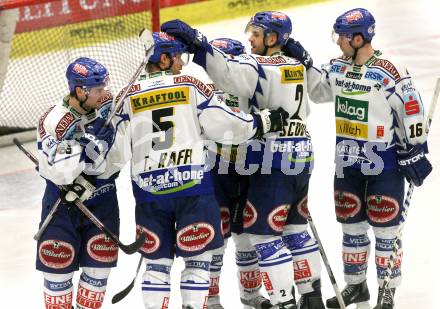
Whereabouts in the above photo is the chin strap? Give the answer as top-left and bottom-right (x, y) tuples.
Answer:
(75, 87), (91, 111)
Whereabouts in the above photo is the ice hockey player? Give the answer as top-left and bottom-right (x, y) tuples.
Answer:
(118, 32), (288, 309)
(205, 37), (271, 309)
(36, 57), (123, 309)
(284, 7), (433, 309)
(161, 11), (324, 309)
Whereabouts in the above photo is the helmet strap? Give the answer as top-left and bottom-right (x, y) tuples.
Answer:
(74, 87), (91, 112)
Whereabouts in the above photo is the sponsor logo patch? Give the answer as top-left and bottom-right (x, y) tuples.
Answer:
(267, 204), (290, 232)
(345, 10), (363, 23)
(209, 277), (220, 296)
(72, 63), (88, 76)
(174, 75), (213, 98)
(293, 259), (312, 280)
(261, 272), (273, 291)
(334, 191), (362, 220)
(375, 252), (403, 268)
(86, 234), (118, 263)
(220, 207), (231, 236)
(336, 119), (368, 139)
(404, 93), (421, 115)
(280, 65), (304, 84)
(343, 251), (368, 264)
(376, 125), (384, 137)
(136, 225), (161, 254)
(367, 195), (399, 223)
(39, 240), (75, 269)
(55, 113), (75, 140)
(130, 86), (189, 113)
(44, 291), (73, 309)
(255, 56), (286, 65)
(371, 58), (401, 80)
(297, 196), (309, 219)
(161, 297), (169, 309)
(177, 223), (215, 252)
(346, 71), (362, 80)
(77, 285), (105, 308)
(330, 64), (347, 74)
(239, 270), (262, 289)
(335, 96), (369, 121)
(243, 201), (258, 228)
(38, 106), (55, 138)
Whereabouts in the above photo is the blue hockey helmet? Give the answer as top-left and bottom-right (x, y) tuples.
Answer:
(246, 11), (292, 46)
(333, 8), (376, 41)
(209, 38), (245, 56)
(66, 57), (109, 93)
(149, 32), (188, 64)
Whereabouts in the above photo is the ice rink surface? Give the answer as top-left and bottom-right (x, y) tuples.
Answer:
(1, 0), (440, 307)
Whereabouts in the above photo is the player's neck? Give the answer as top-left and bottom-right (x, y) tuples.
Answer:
(353, 44), (375, 66)
(266, 46), (281, 57)
(68, 96), (90, 115)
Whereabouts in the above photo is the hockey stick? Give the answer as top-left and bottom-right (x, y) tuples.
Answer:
(306, 210), (346, 309)
(13, 138), (146, 255)
(377, 77), (440, 308)
(112, 255), (143, 303)
(30, 29), (154, 240)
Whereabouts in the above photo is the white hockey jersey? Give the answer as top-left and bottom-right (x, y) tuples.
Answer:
(307, 50), (427, 170)
(193, 48), (313, 170)
(118, 70), (259, 203)
(37, 94), (127, 189)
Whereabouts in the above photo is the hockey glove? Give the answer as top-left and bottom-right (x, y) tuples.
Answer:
(78, 117), (115, 162)
(61, 173), (96, 203)
(397, 144), (432, 186)
(253, 107), (289, 139)
(282, 38), (313, 70)
(160, 19), (208, 53)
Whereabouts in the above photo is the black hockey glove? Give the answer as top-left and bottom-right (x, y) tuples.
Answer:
(78, 117), (115, 162)
(397, 144), (432, 186)
(160, 19), (208, 53)
(61, 173), (96, 203)
(253, 107), (289, 139)
(282, 38), (313, 70)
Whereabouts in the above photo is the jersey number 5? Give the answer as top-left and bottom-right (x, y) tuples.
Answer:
(152, 107), (175, 150)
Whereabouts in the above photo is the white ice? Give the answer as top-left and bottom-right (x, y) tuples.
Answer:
(1, 0), (440, 308)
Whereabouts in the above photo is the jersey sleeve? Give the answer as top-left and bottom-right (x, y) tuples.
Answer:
(193, 46), (260, 98)
(306, 65), (334, 103)
(196, 88), (258, 144)
(37, 110), (86, 185)
(386, 68), (427, 148)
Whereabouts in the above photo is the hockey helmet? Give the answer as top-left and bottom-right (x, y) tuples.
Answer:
(245, 11), (292, 46)
(66, 57), (109, 93)
(149, 32), (189, 64)
(333, 8), (376, 41)
(209, 38), (245, 56)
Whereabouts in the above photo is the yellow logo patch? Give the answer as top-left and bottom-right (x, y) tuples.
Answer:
(336, 119), (368, 139)
(280, 66), (304, 84)
(131, 86), (190, 113)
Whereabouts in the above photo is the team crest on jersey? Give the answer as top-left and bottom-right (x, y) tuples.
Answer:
(177, 223), (215, 252)
(367, 195), (399, 223)
(136, 225), (161, 254)
(87, 234), (118, 263)
(39, 240), (75, 269)
(280, 66), (304, 84)
(334, 190), (362, 220)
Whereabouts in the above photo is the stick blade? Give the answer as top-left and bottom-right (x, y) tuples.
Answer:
(112, 279), (135, 304)
(139, 28), (155, 60)
(119, 232), (146, 255)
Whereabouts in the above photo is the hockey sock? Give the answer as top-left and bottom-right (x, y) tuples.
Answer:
(373, 226), (402, 288)
(43, 272), (74, 309)
(141, 258), (173, 309)
(233, 233), (263, 299)
(247, 234), (294, 305)
(282, 224), (322, 294)
(76, 267), (110, 309)
(342, 222), (371, 284)
(208, 240), (227, 300)
(181, 251), (212, 309)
